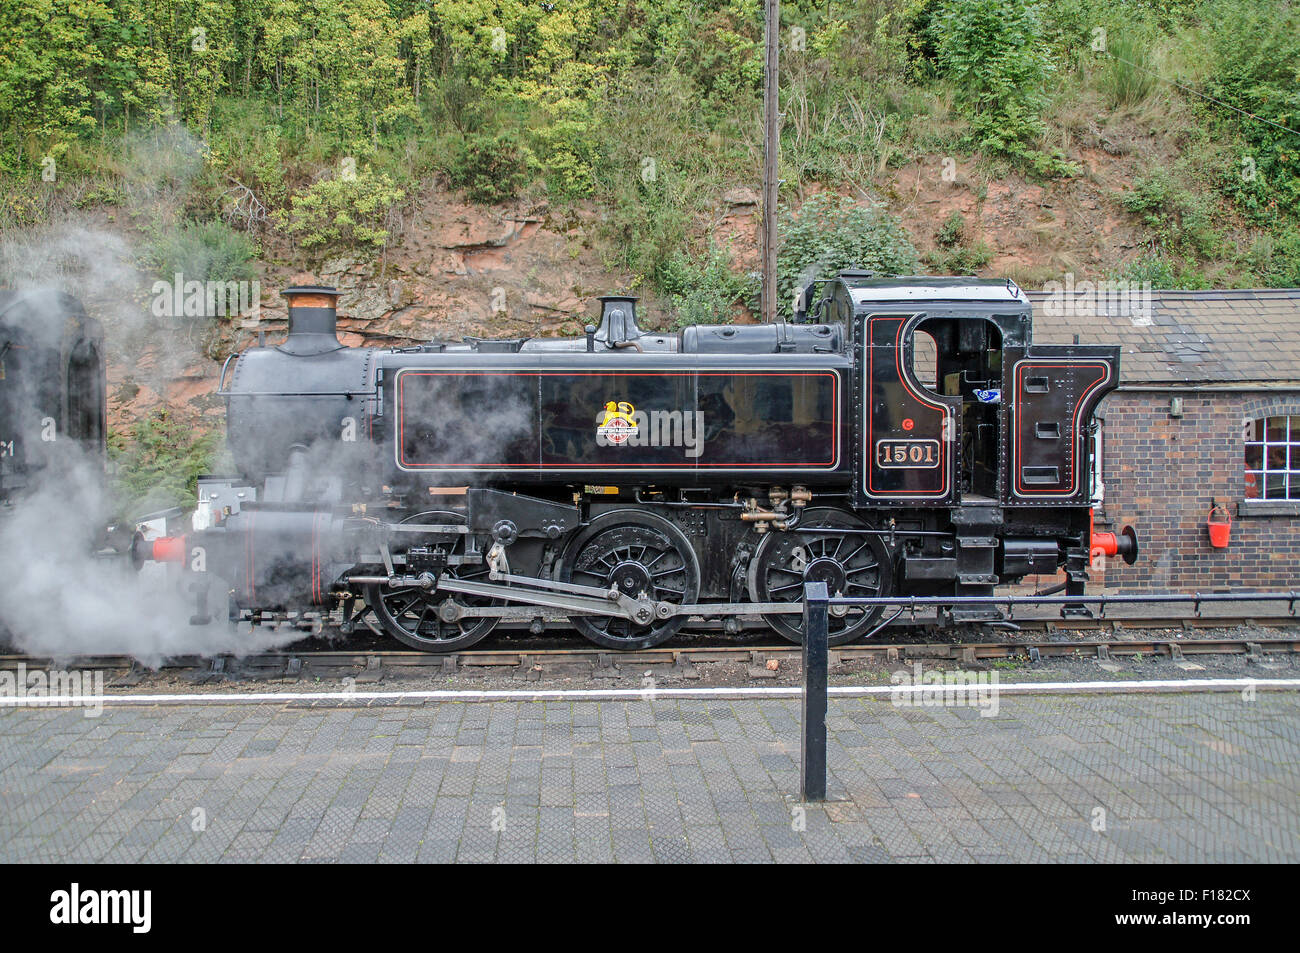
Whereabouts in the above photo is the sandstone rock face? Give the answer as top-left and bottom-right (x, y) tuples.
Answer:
(723, 187), (760, 207)
(96, 135), (1206, 446)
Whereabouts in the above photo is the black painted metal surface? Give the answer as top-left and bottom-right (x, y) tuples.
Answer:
(801, 581), (830, 802)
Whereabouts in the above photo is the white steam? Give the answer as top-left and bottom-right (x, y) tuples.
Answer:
(0, 441), (300, 666)
(0, 124), (296, 664)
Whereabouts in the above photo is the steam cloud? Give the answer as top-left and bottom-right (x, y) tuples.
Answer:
(0, 124), (299, 664)
(0, 440), (299, 665)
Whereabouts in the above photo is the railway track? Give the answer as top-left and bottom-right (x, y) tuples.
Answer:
(3, 619), (1298, 682)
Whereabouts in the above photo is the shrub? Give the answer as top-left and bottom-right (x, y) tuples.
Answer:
(927, 240), (993, 274)
(1205, 0), (1300, 223)
(1259, 226), (1300, 287)
(598, 155), (695, 293)
(447, 131), (538, 205)
(777, 193), (920, 319)
(931, 0), (1076, 176)
(1119, 169), (1221, 258)
(901, 0), (946, 74)
(936, 210), (965, 247)
(109, 409), (218, 515)
(1115, 252), (1210, 290)
(207, 103), (288, 211)
(658, 244), (756, 329)
(280, 166), (404, 253)
(145, 219), (257, 284)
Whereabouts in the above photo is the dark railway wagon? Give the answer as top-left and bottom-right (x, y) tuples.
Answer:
(141, 274), (1138, 651)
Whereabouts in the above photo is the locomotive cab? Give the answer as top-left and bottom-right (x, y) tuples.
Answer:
(914, 315), (1004, 501)
(810, 273), (1127, 612)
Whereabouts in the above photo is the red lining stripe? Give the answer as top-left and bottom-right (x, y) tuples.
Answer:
(866, 316), (952, 498)
(395, 370), (840, 471)
(1012, 361), (1110, 496)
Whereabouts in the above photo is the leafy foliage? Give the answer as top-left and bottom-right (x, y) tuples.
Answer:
(927, 241), (993, 274)
(658, 244), (756, 330)
(1257, 225), (1300, 286)
(935, 210), (965, 247)
(2, 0), (1298, 289)
(279, 166), (404, 254)
(1119, 170), (1222, 258)
(776, 194), (920, 320)
(1204, 0), (1300, 223)
(1114, 252), (1211, 289)
(931, 0), (1076, 176)
(145, 220), (258, 284)
(109, 409), (218, 514)
(448, 132), (538, 204)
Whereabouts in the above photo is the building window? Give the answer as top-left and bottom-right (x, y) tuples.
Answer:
(1244, 416), (1300, 500)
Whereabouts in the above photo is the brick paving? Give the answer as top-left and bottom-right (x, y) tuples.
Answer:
(1, 691), (1297, 862)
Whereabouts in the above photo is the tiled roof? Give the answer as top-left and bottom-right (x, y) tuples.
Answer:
(1026, 288), (1300, 385)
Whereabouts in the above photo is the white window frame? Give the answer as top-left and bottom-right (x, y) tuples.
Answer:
(1090, 421), (1105, 506)
(1243, 414), (1300, 502)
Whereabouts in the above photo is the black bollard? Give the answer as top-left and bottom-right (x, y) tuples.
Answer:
(801, 581), (830, 801)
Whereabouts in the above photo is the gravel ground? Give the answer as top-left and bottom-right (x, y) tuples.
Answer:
(33, 619), (1294, 697)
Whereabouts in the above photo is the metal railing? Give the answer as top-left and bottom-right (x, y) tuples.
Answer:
(826, 590), (1300, 620)
(797, 586), (1300, 801)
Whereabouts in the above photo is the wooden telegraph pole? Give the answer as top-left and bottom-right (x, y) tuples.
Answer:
(760, 0), (780, 324)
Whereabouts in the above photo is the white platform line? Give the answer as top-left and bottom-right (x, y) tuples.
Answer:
(0, 677), (1297, 707)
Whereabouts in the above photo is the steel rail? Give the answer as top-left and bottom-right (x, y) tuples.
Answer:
(2, 635), (1297, 674)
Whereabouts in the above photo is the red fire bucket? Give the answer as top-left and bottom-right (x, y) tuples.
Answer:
(1207, 505), (1232, 548)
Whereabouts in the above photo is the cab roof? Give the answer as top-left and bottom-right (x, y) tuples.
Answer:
(840, 275), (1029, 308)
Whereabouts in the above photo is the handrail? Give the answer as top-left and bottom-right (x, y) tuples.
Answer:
(217, 352), (237, 392)
(824, 591), (1299, 608)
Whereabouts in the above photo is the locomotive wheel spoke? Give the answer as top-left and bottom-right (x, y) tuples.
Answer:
(748, 507), (894, 647)
(393, 595), (421, 617)
(643, 549), (668, 570)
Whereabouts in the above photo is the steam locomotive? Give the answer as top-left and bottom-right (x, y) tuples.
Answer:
(138, 273), (1138, 651)
(0, 289), (107, 507)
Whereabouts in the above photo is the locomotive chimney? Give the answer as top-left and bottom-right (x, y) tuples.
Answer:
(281, 286), (343, 355)
(594, 295), (643, 349)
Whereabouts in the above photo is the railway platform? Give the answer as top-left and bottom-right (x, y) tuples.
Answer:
(1, 684), (1298, 863)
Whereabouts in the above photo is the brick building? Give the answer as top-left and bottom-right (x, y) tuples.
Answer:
(1029, 288), (1300, 591)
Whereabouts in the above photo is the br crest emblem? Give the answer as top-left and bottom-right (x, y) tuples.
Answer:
(597, 401), (637, 446)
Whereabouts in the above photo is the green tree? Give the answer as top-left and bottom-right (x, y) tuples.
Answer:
(931, 0), (1075, 176)
(0, 0), (121, 166)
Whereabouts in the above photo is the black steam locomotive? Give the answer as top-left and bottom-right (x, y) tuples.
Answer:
(140, 274), (1137, 651)
(0, 289), (107, 506)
